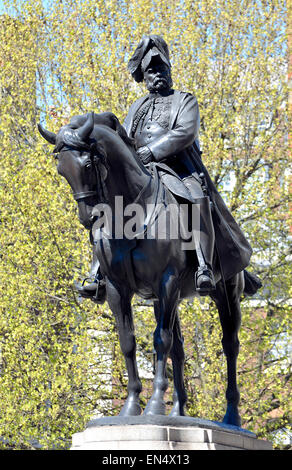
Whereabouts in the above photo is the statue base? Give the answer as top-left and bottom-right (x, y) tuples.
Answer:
(71, 416), (273, 450)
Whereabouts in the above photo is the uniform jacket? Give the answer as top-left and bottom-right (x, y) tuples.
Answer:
(123, 90), (252, 280)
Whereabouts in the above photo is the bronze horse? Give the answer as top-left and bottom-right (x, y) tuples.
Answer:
(38, 112), (260, 426)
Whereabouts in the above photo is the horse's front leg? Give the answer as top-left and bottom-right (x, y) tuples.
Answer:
(144, 270), (180, 415)
(211, 273), (243, 427)
(106, 278), (142, 416)
(169, 312), (187, 416)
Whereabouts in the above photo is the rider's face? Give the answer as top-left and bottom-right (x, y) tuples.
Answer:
(143, 62), (172, 93)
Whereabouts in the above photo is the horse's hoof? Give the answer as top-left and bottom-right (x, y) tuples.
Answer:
(119, 398), (141, 417)
(143, 399), (166, 416)
(222, 404), (241, 427)
(169, 405), (185, 417)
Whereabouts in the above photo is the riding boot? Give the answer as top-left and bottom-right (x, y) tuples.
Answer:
(193, 196), (216, 294)
(76, 241), (106, 303)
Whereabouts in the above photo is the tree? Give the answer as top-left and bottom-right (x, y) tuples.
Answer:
(0, 0), (289, 449)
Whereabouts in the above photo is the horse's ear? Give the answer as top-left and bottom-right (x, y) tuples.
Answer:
(77, 112), (94, 142)
(38, 123), (56, 145)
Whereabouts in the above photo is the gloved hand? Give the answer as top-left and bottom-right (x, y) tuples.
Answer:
(136, 146), (153, 165)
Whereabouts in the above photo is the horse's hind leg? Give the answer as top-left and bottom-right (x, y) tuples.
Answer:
(169, 312), (187, 416)
(211, 273), (244, 427)
(106, 278), (142, 416)
(144, 271), (179, 415)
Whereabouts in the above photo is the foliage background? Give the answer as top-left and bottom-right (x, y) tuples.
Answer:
(0, 0), (290, 449)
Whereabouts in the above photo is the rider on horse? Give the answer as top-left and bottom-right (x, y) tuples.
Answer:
(77, 35), (252, 301)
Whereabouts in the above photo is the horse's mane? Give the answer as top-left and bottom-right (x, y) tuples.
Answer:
(95, 112), (135, 148)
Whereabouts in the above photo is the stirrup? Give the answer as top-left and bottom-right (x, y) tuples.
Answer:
(76, 278), (98, 297)
(76, 277), (106, 303)
(92, 279), (106, 304)
(195, 265), (216, 295)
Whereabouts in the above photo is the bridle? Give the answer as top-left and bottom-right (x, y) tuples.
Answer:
(73, 189), (98, 202)
(58, 144), (101, 203)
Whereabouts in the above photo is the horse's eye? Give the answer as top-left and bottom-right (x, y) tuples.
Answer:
(84, 161), (92, 170)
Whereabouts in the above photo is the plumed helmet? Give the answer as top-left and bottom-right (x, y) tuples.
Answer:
(128, 35), (171, 83)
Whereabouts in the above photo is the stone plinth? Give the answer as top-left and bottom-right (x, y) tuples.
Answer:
(71, 416), (273, 450)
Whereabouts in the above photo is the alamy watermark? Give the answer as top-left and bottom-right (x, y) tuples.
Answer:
(91, 196), (200, 250)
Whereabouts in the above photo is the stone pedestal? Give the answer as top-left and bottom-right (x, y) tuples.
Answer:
(71, 416), (273, 450)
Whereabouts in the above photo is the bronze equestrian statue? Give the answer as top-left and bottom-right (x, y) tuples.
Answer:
(78, 35), (253, 301)
(38, 35), (261, 425)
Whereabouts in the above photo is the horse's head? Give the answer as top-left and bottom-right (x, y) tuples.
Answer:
(38, 112), (108, 229)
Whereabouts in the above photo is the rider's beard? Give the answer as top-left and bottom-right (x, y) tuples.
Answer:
(145, 74), (173, 93)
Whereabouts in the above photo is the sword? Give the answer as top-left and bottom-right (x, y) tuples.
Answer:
(199, 173), (232, 316)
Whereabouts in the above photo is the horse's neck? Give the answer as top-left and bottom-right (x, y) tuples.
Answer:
(101, 127), (153, 206)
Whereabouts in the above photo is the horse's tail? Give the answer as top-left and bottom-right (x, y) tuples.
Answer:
(243, 269), (262, 297)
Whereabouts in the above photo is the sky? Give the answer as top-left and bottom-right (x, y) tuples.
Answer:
(0, 0), (51, 15)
